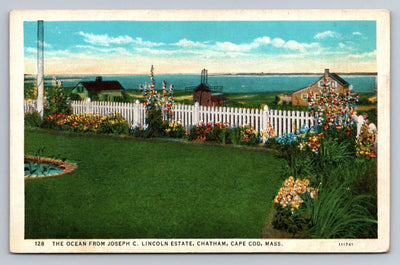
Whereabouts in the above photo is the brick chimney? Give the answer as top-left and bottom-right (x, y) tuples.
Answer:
(324, 69), (329, 80)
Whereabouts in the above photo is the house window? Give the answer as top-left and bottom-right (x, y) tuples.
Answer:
(302, 94), (308, 100)
(319, 81), (324, 87)
(331, 81), (337, 89)
(315, 94), (320, 100)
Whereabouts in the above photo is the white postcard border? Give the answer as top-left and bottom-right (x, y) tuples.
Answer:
(10, 9), (390, 253)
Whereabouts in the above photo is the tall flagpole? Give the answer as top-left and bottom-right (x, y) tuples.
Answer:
(37, 20), (44, 117)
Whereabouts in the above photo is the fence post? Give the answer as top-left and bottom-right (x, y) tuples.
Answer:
(133, 100), (141, 127)
(356, 114), (365, 137)
(261, 105), (269, 132)
(85, 97), (91, 113)
(192, 103), (200, 126)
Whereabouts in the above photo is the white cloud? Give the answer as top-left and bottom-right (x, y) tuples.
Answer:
(271, 38), (285, 47)
(283, 40), (319, 51)
(216, 41), (247, 51)
(135, 47), (177, 55)
(26, 46), (70, 57)
(26, 47), (37, 53)
(78, 31), (133, 46)
(314, 30), (341, 39)
(347, 50), (376, 59)
(253, 36), (271, 46)
(37, 41), (52, 48)
(45, 49), (70, 57)
(133, 37), (165, 47)
(76, 45), (132, 56)
(215, 36), (271, 52)
(353, 32), (362, 36)
(174, 38), (207, 48)
(338, 42), (346, 48)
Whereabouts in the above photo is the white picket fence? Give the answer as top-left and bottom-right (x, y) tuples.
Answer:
(24, 99), (316, 136)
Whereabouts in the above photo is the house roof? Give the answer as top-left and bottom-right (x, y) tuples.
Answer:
(329, 73), (349, 86)
(195, 83), (211, 92)
(292, 72), (349, 94)
(77, 80), (124, 91)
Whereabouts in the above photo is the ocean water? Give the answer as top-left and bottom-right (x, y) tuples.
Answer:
(51, 74), (376, 94)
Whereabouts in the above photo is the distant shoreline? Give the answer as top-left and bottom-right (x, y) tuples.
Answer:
(216, 72), (377, 76)
(24, 72), (378, 78)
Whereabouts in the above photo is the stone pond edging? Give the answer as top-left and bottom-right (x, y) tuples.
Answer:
(24, 156), (77, 180)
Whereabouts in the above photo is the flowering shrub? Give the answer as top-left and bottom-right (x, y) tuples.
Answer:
(206, 122), (231, 144)
(140, 65), (174, 137)
(299, 132), (326, 153)
(188, 121), (232, 144)
(165, 121), (187, 138)
(272, 176), (319, 236)
(42, 85), (72, 129)
(239, 124), (259, 145)
(261, 122), (276, 139)
(57, 113), (130, 135)
(355, 123), (377, 158)
(58, 113), (105, 132)
(276, 132), (297, 145)
(188, 122), (213, 141)
(98, 113), (130, 135)
(308, 81), (358, 130)
(274, 176), (318, 215)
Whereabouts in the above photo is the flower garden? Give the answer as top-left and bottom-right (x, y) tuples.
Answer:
(24, 67), (377, 239)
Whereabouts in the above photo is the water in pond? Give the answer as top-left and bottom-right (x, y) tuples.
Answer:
(24, 161), (63, 176)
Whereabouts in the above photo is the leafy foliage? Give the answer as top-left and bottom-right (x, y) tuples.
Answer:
(57, 113), (130, 135)
(164, 121), (187, 138)
(268, 80), (377, 239)
(307, 187), (377, 238)
(140, 66), (174, 137)
(42, 85), (72, 129)
(24, 111), (42, 128)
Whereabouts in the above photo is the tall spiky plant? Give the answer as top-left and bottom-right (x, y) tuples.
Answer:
(139, 65), (174, 137)
(305, 187), (377, 239)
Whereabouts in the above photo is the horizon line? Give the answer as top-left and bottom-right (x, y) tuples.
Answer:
(24, 72), (378, 76)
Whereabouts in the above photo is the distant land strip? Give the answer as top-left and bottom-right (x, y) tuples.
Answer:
(24, 72), (378, 77)
(216, 72), (378, 76)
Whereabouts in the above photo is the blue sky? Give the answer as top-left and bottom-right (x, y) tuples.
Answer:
(24, 20), (376, 74)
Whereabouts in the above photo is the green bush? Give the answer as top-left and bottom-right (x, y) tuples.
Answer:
(164, 121), (186, 138)
(188, 126), (201, 141)
(307, 187), (377, 238)
(24, 82), (36, 99)
(311, 139), (353, 188)
(131, 126), (149, 138)
(145, 108), (166, 138)
(227, 127), (241, 145)
(41, 117), (59, 129)
(205, 124), (231, 144)
(98, 113), (130, 135)
(272, 204), (311, 238)
(24, 111), (42, 128)
(358, 108), (377, 125)
(69, 93), (82, 101)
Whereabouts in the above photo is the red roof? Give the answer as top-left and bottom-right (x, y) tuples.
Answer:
(195, 83), (211, 92)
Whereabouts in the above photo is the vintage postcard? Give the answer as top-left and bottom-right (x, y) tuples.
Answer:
(10, 9), (390, 253)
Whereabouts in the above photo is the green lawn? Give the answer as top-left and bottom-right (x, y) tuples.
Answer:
(25, 129), (284, 239)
